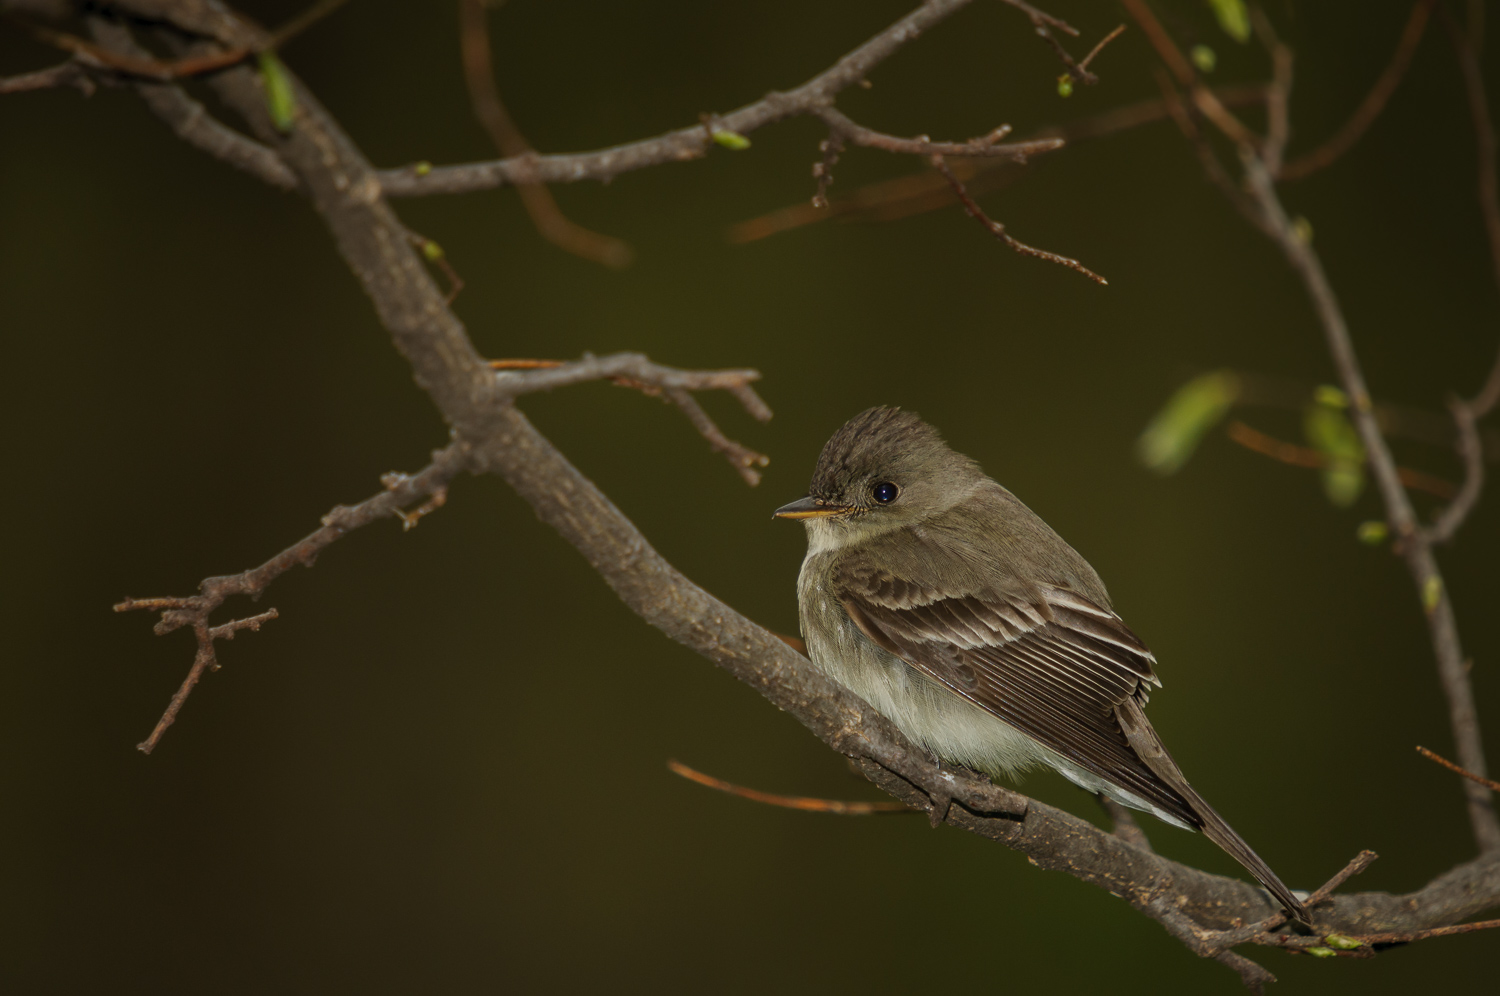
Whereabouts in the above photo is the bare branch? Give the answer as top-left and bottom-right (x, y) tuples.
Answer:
(668, 760), (914, 815)
(1280, 1), (1436, 180)
(1118, 0), (1259, 147)
(1420, 745), (1500, 792)
(1238, 149), (1500, 853)
(115, 443), (471, 751)
(929, 153), (1107, 284)
(729, 84), (1271, 243)
(491, 352), (772, 483)
(380, 0), (1026, 197)
(1226, 420), (1457, 499)
(457, 0), (631, 268)
(85, 19), (296, 189)
(0, 59), (96, 94)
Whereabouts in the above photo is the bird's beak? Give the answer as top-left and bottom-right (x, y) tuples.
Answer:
(773, 496), (847, 520)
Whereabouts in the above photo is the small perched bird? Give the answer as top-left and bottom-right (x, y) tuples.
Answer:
(775, 406), (1308, 924)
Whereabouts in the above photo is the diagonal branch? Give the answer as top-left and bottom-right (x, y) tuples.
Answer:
(1240, 148), (1499, 854)
(86, 0), (1500, 979)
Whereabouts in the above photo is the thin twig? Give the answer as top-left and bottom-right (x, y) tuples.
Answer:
(1079, 25), (1127, 75)
(1118, 0), (1258, 146)
(1280, 1), (1436, 180)
(1419, 746), (1500, 792)
(12, 0), (350, 81)
(1250, 6), (1294, 176)
(1226, 420), (1457, 499)
(87, 19), (299, 190)
(457, 0), (632, 268)
(1424, 7), (1500, 543)
(489, 353), (772, 485)
(815, 107), (1058, 161)
(1357, 917), (1500, 944)
(1240, 147), (1500, 852)
(728, 84), (1270, 243)
(668, 760), (915, 815)
(0, 60), (96, 95)
(117, 444), (472, 752)
(930, 154), (1106, 284)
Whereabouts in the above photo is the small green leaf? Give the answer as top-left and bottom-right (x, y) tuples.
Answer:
(1292, 215), (1315, 245)
(1324, 934), (1362, 951)
(712, 130), (751, 151)
(1356, 521), (1388, 545)
(421, 240), (445, 262)
(1137, 370), (1241, 474)
(1313, 384), (1348, 408)
(413, 160), (433, 177)
(258, 51), (296, 134)
(1304, 400), (1365, 507)
(1190, 45), (1217, 73)
(1057, 74), (1074, 98)
(1422, 575), (1443, 612)
(1207, 0), (1251, 43)
(1306, 946), (1337, 959)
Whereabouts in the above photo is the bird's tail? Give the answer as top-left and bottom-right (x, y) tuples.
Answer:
(1116, 699), (1310, 926)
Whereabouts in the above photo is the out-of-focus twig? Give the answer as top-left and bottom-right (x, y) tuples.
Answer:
(1280, 1), (1436, 180)
(458, 0), (632, 268)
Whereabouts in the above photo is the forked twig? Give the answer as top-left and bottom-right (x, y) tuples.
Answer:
(489, 353), (772, 485)
(117, 443), (472, 753)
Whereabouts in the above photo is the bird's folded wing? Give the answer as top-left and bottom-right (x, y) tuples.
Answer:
(834, 560), (1198, 826)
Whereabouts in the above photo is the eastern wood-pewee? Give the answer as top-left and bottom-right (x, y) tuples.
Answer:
(776, 407), (1309, 924)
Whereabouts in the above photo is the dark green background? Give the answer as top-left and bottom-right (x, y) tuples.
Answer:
(3, 1), (1497, 991)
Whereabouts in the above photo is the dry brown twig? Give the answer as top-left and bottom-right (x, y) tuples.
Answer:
(457, 0), (632, 268)
(1420, 746), (1500, 793)
(667, 760), (915, 815)
(1226, 420), (1457, 499)
(929, 153), (1107, 284)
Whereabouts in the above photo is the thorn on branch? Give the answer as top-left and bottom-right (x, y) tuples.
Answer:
(929, 154), (1107, 285)
(668, 759), (915, 815)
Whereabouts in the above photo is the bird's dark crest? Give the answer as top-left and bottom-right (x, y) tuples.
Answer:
(811, 407), (959, 496)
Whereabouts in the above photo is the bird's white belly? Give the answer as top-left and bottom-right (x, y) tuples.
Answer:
(798, 581), (1194, 830)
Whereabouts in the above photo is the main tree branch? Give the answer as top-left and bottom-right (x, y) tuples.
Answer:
(68, 0), (1500, 982)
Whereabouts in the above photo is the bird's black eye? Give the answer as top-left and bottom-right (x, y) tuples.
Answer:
(872, 481), (899, 504)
